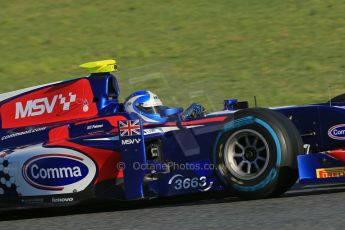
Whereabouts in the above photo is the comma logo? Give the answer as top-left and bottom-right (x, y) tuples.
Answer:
(328, 124), (345, 140)
(30, 164), (82, 179)
(15, 92), (77, 119)
(23, 154), (89, 191)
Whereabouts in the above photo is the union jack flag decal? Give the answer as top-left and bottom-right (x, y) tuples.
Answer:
(119, 120), (141, 137)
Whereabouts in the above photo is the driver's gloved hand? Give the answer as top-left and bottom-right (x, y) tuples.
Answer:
(181, 103), (206, 120)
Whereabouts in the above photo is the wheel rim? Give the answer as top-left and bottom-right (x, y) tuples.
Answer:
(224, 129), (270, 180)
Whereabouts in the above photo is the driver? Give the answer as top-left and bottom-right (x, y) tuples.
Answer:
(124, 90), (207, 123)
(124, 90), (168, 123)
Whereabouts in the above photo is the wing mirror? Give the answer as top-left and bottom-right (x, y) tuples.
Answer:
(160, 107), (184, 129)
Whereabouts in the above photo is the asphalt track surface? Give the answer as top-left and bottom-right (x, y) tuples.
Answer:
(1, 183), (345, 230)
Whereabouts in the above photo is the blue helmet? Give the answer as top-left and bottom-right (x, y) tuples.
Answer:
(124, 90), (168, 123)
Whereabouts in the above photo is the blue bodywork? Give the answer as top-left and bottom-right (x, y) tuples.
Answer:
(274, 104), (345, 184)
(119, 102), (345, 199)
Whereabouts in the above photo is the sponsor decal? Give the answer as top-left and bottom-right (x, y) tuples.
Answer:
(168, 174), (213, 192)
(144, 128), (163, 135)
(15, 92), (77, 119)
(52, 197), (74, 203)
(3, 146), (96, 196)
(1, 79), (98, 129)
(328, 124), (345, 140)
(82, 100), (89, 112)
(69, 120), (113, 138)
(316, 167), (345, 178)
(1, 127), (47, 141)
(119, 120), (141, 136)
(22, 154), (89, 191)
(121, 138), (141, 145)
(86, 124), (104, 130)
(21, 198), (44, 205)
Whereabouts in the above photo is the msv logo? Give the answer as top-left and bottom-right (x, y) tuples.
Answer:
(328, 124), (345, 140)
(22, 154), (89, 191)
(15, 92), (77, 119)
(121, 138), (141, 145)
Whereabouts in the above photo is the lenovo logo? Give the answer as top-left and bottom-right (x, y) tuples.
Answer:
(15, 93), (76, 119)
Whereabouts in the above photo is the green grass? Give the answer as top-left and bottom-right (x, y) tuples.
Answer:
(0, 0), (344, 111)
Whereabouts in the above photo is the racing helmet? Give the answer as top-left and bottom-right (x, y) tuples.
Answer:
(124, 90), (168, 123)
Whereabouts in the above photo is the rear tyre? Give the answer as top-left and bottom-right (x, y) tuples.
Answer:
(212, 108), (303, 199)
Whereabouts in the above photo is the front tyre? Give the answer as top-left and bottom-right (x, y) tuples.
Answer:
(213, 108), (303, 199)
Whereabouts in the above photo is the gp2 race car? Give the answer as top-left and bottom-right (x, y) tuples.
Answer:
(1, 59), (345, 209)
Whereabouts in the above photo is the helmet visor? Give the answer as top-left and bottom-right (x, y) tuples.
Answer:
(137, 104), (166, 114)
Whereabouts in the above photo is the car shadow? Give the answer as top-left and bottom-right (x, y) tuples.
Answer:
(1, 183), (345, 221)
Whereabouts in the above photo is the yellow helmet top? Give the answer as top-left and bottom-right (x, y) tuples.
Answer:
(80, 59), (117, 73)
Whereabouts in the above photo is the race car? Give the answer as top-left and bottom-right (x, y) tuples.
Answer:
(0, 59), (345, 209)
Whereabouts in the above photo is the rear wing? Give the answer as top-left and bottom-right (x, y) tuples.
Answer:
(0, 78), (99, 129)
(0, 60), (120, 129)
